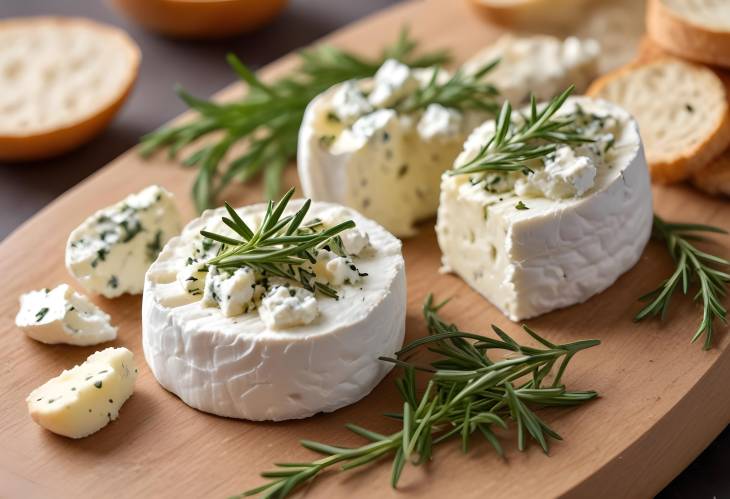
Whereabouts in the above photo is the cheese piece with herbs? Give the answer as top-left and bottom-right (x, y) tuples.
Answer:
(463, 34), (601, 105)
(26, 347), (138, 439)
(15, 284), (117, 346)
(142, 192), (406, 421)
(436, 94), (653, 321)
(65, 185), (182, 298)
(298, 59), (494, 237)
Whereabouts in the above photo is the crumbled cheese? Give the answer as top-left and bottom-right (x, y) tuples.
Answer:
(177, 261), (207, 296)
(330, 80), (373, 124)
(15, 284), (117, 346)
(201, 265), (256, 317)
(320, 207), (371, 256)
(314, 249), (362, 286)
(259, 285), (319, 329)
(368, 58), (419, 108)
(417, 103), (463, 141)
(515, 146), (597, 199)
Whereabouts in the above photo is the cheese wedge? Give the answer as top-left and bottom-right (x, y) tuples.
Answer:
(436, 97), (653, 321)
(16, 284), (117, 346)
(26, 347), (138, 438)
(142, 200), (406, 421)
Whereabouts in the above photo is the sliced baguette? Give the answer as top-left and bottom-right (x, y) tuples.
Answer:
(692, 151), (730, 196)
(647, 0), (730, 68)
(467, 0), (589, 31)
(587, 58), (730, 183)
(0, 17), (140, 161)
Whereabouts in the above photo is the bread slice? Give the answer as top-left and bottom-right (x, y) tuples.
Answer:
(467, 0), (589, 31)
(0, 17), (140, 161)
(647, 0), (730, 68)
(693, 151), (730, 196)
(587, 58), (730, 183)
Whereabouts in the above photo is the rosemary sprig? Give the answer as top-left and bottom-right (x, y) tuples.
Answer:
(201, 188), (354, 298)
(448, 86), (593, 177)
(239, 295), (599, 498)
(139, 28), (450, 212)
(635, 215), (730, 350)
(395, 61), (500, 114)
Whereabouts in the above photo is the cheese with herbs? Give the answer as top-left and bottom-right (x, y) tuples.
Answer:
(16, 284), (117, 346)
(463, 34), (600, 105)
(142, 200), (406, 421)
(26, 347), (138, 438)
(436, 97), (653, 321)
(298, 59), (484, 237)
(65, 185), (182, 298)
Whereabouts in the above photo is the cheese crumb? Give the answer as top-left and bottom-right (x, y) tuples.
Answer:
(330, 80), (372, 124)
(417, 103), (463, 141)
(201, 266), (256, 317)
(515, 146), (597, 199)
(368, 59), (419, 108)
(259, 286), (319, 329)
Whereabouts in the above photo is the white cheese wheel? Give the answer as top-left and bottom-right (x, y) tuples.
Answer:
(436, 97), (653, 321)
(142, 200), (406, 421)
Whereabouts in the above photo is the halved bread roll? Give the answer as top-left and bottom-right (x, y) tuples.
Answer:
(0, 17), (140, 161)
(587, 58), (730, 183)
(647, 0), (730, 68)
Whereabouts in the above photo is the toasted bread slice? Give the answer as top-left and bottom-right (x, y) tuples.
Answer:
(647, 0), (730, 68)
(692, 151), (730, 196)
(0, 17), (140, 161)
(467, 0), (589, 31)
(587, 58), (730, 183)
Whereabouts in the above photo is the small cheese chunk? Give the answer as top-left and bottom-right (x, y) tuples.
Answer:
(515, 146), (597, 198)
(331, 80), (373, 124)
(417, 104), (464, 141)
(26, 347), (138, 439)
(368, 59), (419, 108)
(65, 185), (182, 298)
(201, 265), (256, 317)
(16, 284), (117, 346)
(320, 207), (371, 256)
(259, 285), (319, 329)
(314, 249), (362, 286)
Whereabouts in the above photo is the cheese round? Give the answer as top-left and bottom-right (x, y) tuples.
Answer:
(436, 96), (653, 321)
(142, 200), (406, 421)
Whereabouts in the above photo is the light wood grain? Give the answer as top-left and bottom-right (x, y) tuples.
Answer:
(1, 1), (729, 498)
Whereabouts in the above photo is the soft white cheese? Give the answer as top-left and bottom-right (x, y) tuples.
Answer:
(315, 249), (362, 286)
(514, 146), (597, 199)
(26, 347), (138, 438)
(142, 200), (406, 421)
(330, 80), (373, 124)
(65, 185), (182, 298)
(463, 34), (600, 105)
(259, 285), (319, 329)
(201, 265), (256, 317)
(15, 284), (117, 346)
(417, 103), (464, 141)
(320, 207), (370, 256)
(368, 59), (419, 108)
(436, 97), (653, 321)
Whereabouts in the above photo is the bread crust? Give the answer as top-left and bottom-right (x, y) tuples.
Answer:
(0, 17), (140, 162)
(467, 0), (589, 31)
(587, 57), (730, 183)
(647, 0), (730, 68)
(692, 151), (730, 196)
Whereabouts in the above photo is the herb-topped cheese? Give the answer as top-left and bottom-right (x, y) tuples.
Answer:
(298, 59), (490, 237)
(65, 185), (182, 298)
(436, 95), (653, 321)
(15, 284), (117, 346)
(142, 195), (406, 421)
(26, 347), (138, 438)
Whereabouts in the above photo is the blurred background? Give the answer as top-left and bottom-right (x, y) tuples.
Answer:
(0, 1), (727, 497)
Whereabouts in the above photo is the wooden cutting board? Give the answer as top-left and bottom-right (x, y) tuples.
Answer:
(1, 1), (729, 498)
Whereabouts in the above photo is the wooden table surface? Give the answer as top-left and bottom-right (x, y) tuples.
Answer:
(0, 1), (727, 498)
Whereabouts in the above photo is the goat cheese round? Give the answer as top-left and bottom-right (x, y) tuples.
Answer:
(436, 97), (653, 321)
(65, 185), (182, 298)
(16, 284), (117, 346)
(142, 200), (406, 421)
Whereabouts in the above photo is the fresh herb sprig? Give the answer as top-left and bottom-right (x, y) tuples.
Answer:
(201, 188), (354, 298)
(140, 29), (450, 212)
(395, 61), (500, 114)
(449, 86), (593, 177)
(239, 295), (599, 498)
(635, 215), (730, 350)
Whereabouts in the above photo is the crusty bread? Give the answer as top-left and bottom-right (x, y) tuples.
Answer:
(467, 0), (589, 31)
(692, 151), (730, 196)
(0, 17), (140, 161)
(587, 58), (730, 183)
(647, 0), (730, 68)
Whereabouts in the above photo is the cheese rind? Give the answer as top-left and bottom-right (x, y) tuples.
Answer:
(436, 97), (653, 321)
(142, 200), (406, 421)
(15, 284), (117, 346)
(26, 347), (138, 438)
(65, 185), (182, 298)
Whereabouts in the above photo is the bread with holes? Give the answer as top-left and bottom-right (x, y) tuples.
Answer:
(647, 0), (730, 68)
(587, 58), (730, 183)
(0, 17), (140, 161)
